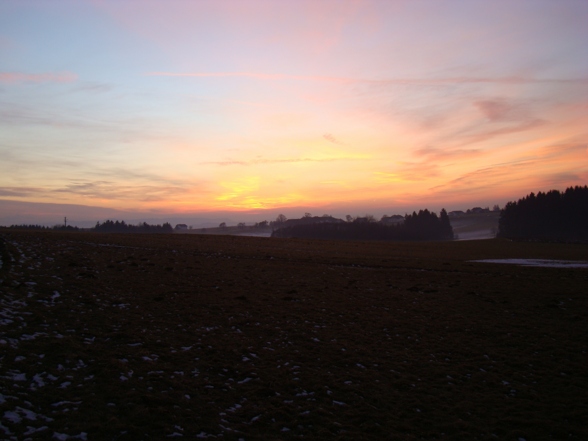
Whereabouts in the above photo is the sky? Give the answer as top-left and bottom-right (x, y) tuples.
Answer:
(1, 0), (587, 226)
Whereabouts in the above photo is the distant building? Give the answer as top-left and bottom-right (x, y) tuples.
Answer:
(469, 207), (490, 214)
(353, 216), (374, 224)
(448, 210), (465, 217)
(174, 224), (188, 230)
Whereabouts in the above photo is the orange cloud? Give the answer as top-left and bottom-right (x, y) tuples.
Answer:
(412, 147), (483, 161)
(428, 139), (588, 204)
(535, 142), (586, 160)
(388, 162), (443, 182)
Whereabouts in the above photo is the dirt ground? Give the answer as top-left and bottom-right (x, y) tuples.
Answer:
(1, 231), (586, 440)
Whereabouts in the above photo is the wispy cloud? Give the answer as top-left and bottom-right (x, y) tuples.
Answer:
(461, 119), (547, 146)
(422, 161), (534, 202)
(323, 133), (346, 145)
(475, 99), (517, 122)
(543, 172), (584, 185)
(412, 147), (483, 161)
(0, 160), (208, 206)
(146, 71), (352, 83)
(430, 139), (587, 197)
(0, 100), (159, 142)
(0, 71), (77, 84)
(535, 142), (587, 159)
(378, 162), (442, 182)
(433, 160), (535, 191)
(90, 168), (189, 187)
(201, 156), (361, 166)
(71, 82), (114, 93)
(52, 180), (193, 203)
(433, 97), (550, 147)
(147, 71), (588, 85)
(0, 187), (47, 198)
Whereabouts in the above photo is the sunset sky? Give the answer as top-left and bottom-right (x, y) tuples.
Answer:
(1, 0), (587, 226)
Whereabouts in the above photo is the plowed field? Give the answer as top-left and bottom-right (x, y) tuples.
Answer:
(1, 231), (587, 440)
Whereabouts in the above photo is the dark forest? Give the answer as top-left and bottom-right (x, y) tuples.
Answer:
(498, 185), (588, 242)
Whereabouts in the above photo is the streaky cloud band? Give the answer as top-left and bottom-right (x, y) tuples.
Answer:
(0, 71), (78, 84)
(201, 157), (363, 166)
(146, 71), (587, 85)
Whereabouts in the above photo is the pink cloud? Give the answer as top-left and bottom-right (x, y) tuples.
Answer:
(146, 71), (352, 83)
(147, 72), (588, 86)
(0, 72), (78, 84)
(475, 99), (515, 122)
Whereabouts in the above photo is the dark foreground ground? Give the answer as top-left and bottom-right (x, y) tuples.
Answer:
(0, 231), (586, 440)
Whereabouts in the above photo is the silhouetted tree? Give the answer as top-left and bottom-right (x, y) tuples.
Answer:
(439, 209), (454, 240)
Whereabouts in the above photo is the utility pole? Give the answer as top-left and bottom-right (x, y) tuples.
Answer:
(64, 217), (67, 227)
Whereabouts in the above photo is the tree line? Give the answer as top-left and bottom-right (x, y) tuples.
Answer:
(93, 220), (173, 234)
(272, 209), (454, 241)
(497, 185), (588, 242)
(7, 224), (79, 231)
(7, 220), (173, 234)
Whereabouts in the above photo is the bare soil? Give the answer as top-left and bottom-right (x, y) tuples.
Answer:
(1, 231), (587, 440)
